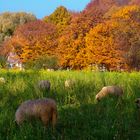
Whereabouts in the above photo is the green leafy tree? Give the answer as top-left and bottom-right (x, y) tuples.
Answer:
(0, 12), (36, 44)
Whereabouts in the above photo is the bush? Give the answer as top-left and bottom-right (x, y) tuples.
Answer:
(24, 55), (58, 70)
(0, 56), (7, 68)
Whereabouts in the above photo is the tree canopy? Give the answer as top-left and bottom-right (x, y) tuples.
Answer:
(1, 2), (140, 71)
(2, 20), (57, 63)
(0, 12), (36, 44)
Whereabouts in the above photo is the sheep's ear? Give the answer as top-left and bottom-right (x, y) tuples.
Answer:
(135, 99), (139, 104)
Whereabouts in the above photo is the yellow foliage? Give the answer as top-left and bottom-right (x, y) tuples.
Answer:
(112, 5), (140, 20)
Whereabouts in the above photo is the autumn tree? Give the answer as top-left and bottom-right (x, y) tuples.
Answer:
(129, 0), (140, 5)
(3, 20), (57, 63)
(83, 0), (119, 20)
(85, 5), (140, 71)
(56, 0), (124, 69)
(85, 21), (126, 70)
(57, 12), (94, 69)
(112, 5), (140, 70)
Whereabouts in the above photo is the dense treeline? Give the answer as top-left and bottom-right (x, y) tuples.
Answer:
(1, 0), (140, 71)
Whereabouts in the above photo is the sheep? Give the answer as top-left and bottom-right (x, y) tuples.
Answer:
(15, 98), (57, 128)
(65, 79), (75, 89)
(135, 98), (140, 108)
(95, 86), (123, 101)
(0, 77), (5, 84)
(38, 80), (51, 91)
(47, 69), (54, 72)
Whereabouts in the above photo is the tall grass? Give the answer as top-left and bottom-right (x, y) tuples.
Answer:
(0, 70), (140, 140)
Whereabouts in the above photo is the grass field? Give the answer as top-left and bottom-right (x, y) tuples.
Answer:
(0, 70), (140, 140)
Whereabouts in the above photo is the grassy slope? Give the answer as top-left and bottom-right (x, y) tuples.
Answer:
(0, 70), (140, 140)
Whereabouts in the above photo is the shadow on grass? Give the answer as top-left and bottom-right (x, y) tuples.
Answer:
(57, 99), (140, 140)
(1, 98), (140, 140)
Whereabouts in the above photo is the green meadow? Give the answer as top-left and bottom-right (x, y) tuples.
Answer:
(0, 70), (140, 140)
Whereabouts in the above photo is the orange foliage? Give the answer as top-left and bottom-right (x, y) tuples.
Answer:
(85, 5), (140, 70)
(3, 20), (57, 63)
(1, 3), (140, 71)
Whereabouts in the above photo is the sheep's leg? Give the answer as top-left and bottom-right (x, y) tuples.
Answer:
(52, 110), (57, 130)
(41, 115), (49, 127)
(15, 111), (25, 125)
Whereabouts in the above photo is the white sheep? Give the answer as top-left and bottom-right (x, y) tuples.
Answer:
(15, 98), (57, 128)
(95, 86), (123, 101)
(38, 80), (51, 91)
(47, 69), (54, 72)
(65, 79), (75, 89)
(0, 77), (5, 84)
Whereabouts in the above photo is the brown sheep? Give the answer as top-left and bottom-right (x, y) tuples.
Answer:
(135, 98), (140, 108)
(15, 98), (57, 128)
(38, 80), (51, 91)
(95, 86), (123, 101)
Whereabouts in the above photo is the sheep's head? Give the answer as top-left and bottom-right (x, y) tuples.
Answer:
(38, 80), (51, 91)
(95, 94), (101, 102)
(135, 98), (140, 108)
(95, 88), (107, 102)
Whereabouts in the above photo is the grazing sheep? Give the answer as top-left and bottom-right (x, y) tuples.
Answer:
(15, 98), (57, 128)
(135, 98), (140, 108)
(95, 86), (123, 101)
(38, 80), (51, 91)
(65, 79), (75, 88)
(47, 69), (54, 72)
(0, 77), (5, 84)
